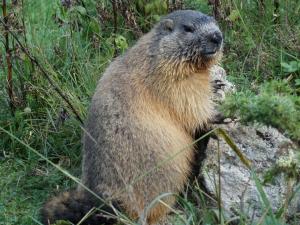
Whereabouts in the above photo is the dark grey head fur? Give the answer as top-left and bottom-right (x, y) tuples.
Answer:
(149, 10), (223, 69)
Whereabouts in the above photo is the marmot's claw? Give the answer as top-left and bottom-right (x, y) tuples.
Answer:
(212, 80), (226, 92)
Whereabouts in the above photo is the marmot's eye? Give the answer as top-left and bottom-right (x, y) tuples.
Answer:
(183, 25), (195, 33)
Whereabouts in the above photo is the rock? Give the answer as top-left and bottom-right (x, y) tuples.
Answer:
(202, 66), (300, 222)
(223, 118), (232, 123)
(202, 122), (299, 221)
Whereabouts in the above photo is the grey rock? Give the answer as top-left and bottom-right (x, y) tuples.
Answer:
(223, 118), (232, 123)
(201, 66), (299, 221)
(201, 122), (299, 221)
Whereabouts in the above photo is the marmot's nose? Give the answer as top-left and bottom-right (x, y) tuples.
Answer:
(201, 31), (223, 56)
(208, 31), (223, 47)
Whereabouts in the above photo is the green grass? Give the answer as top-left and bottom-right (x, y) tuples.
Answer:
(0, 159), (75, 224)
(0, 0), (299, 224)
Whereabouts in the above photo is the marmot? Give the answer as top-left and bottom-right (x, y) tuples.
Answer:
(42, 10), (223, 225)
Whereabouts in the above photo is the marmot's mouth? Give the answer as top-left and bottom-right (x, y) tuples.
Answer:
(201, 46), (221, 58)
(203, 51), (217, 58)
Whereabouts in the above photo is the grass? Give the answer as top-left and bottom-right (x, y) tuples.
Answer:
(0, 0), (299, 224)
(0, 159), (74, 224)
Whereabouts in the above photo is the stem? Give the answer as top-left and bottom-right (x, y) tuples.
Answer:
(217, 138), (223, 224)
(111, 0), (118, 56)
(2, 0), (15, 112)
(213, 0), (221, 20)
(257, 0), (265, 16)
(21, 0), (27, 45)
(274, 0), (280, 24)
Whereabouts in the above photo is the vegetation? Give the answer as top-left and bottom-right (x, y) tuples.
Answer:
(0, 0), (299, 224)
(221, 80), (300, 141)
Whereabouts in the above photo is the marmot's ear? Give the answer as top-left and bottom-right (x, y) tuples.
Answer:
(161, 19), (174, 32)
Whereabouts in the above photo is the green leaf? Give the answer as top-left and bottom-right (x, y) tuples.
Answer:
(88, 19), (101, 34)
(281, 61), (300, 73)
(53, 220), (73, 225)
(145, 3), (153, 14)
(227, 9), (240, 22)
(115, 35), (128, 52)
(152, 14), (161, 22)
(74, 6), (87, 16)
(295, 79), (300, 86)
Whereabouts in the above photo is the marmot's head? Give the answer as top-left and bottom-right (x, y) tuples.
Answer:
(150, 10), (223, 75)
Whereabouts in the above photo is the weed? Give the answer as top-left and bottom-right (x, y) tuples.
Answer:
(220, 80), (300, 141)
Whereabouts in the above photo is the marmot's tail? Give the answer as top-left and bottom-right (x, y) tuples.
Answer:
(41, 190), (116, 225)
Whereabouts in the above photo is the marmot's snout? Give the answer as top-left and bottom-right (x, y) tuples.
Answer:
(201, 30), (223, 57)
(184, 25), (223, 56)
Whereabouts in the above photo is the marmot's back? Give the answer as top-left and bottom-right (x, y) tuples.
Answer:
(42, 10), (223, 225)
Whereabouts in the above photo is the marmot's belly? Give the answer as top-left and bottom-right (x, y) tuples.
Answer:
(93, 112), (194, 202)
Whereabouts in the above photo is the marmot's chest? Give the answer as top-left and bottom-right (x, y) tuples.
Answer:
(166, 73), (213, 132)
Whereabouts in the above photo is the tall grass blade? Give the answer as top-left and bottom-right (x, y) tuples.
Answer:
(215, 128), (252, 169)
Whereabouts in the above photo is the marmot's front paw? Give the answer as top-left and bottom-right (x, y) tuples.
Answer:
(212, 79), (226, 93)
(211, 111), (226, 124)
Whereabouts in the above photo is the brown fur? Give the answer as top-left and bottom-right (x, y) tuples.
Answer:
(42, 10), (223, 225)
